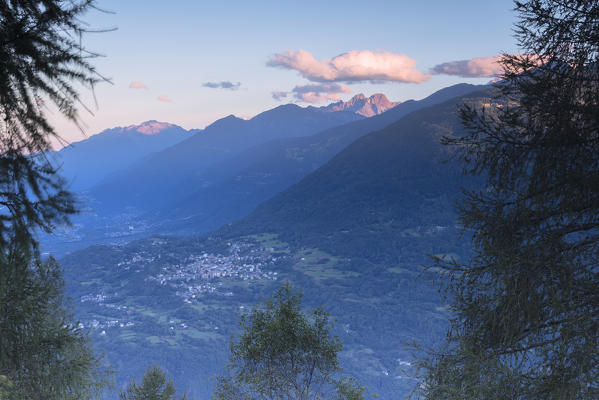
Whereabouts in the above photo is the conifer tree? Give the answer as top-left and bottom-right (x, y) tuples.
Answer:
(0, 0), (105, 248)
(0, 1), (110, 398)
(0, 241), (108, 399)
(418, 1), (599, 399)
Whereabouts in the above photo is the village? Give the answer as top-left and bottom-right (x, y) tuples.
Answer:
(146, 241), (280, 302)
(78, 239), (284, 332)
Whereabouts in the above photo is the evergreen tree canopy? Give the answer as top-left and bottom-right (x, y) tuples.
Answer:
(0, 1), (110, 398)
(0, 240), (109, 399)
(0, 0), (105, 248)
(418, 1), (599, 399)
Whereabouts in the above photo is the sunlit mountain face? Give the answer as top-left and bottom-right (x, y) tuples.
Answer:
(319, 93), (401, 117)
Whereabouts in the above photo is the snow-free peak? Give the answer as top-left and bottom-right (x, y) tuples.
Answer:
(321, 93), (401, 117)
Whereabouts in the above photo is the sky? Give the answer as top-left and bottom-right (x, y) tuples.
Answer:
(51, 0), (519, 147)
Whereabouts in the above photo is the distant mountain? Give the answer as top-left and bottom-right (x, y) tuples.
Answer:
(319, 93), (400, 117)
(53, 120), (193, 190)
(39, 84), (488, 257)
(89, 105), (364, 212)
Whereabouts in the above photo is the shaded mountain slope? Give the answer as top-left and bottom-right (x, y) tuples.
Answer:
(90, 105), (363, 212)
(219, 89), (493, 262)
(150, 84), (488, 235)
(41, 85), (486, 258)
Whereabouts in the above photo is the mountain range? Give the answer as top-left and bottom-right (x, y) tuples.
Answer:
(42, 84), (487, 257)
(88, 104), (364, 213)
(53, 94), (398, 194)
(152, 84), (486, 236)
(58, 84), (492, 398)
(222, 89), (490, 262)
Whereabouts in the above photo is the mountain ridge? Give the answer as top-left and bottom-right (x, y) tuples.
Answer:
(88, 105), (364, 213)
(147, 84), (488, 237)
(52, 121), (192, 190)
(41, 84), (489, 257)
(219, 88), (493, 261)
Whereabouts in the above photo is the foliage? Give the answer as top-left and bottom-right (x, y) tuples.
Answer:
(417, 1), (599, 399)
(0, 0), (106, 248)
(0, 0), (111, 398)
(0, 240), (109, 399)
(213, 283), (365, 400)
(120, 365), (190, 400)
(0, 376), (12, 400)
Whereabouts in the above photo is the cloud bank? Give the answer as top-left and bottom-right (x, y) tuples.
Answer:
(129, 81), (148, 89)
(431, 56), (502, 78)
(202, 81), (241, 90)
(272, 83), (351, 104)
(268, 49), (429, 84)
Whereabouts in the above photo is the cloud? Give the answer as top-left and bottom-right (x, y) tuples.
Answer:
(157, 95), (173, 103)
(273, 83), (351, 104)
(129, 81), (148, 89)
(268, 49), (429, 84)
(292, 83), (351, 103)
(431, 56), (502, 78)
(271, 91), (289, 101)
(202, 81), (241, 90)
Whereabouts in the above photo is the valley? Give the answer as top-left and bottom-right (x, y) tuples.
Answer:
(63, 226), (458, 398)
(51, 85), (492, 398)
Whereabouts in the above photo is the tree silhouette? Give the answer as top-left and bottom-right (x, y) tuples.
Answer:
(418, 1), (599, 399)
(0, 1), (110, 398)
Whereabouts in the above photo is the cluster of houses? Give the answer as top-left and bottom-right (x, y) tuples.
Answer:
(80, 318), (135, 333)
(77, 238), (285, 335)
(146, 241), (281, 303)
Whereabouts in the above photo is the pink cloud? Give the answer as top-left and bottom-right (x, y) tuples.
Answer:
(129, 81), (148, 89)
(268, 49), (429, 84)
(431, 56), (503, 78)
(157, 95), (173, 103)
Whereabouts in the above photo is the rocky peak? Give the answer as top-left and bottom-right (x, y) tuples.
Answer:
(349, 93), (367, 102)
(321, 93), (400, 117)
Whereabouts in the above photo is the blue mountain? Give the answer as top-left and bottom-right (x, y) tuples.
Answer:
(52, 120), (193, 190)
(89, 105), (363, 212)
